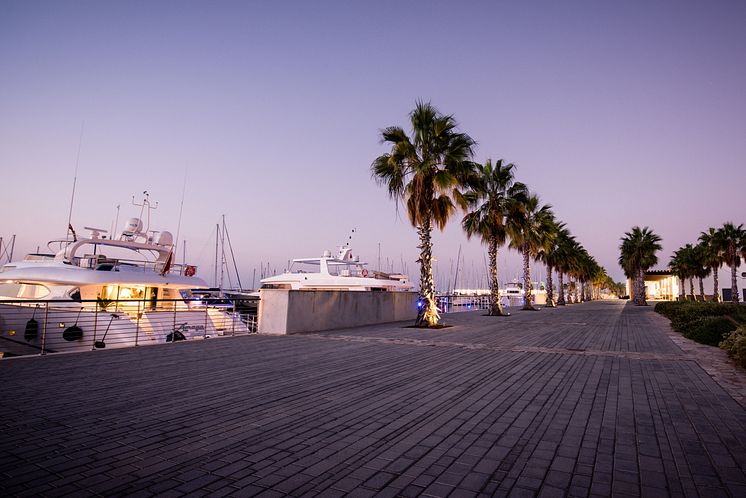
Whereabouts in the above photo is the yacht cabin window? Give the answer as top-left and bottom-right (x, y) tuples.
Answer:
(0, 282), (50, 299)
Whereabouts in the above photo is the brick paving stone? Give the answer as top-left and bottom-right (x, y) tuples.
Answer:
(1, 301), (746, 497)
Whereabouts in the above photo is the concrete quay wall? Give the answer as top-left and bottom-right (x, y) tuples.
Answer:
(257, 289), (418, 334)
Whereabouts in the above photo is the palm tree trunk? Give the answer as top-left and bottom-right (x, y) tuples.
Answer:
(570, 280), (575, 304)
(522, 244), (535, 310)
(416, 218), (439, 326)
(546, 264), (555, 307)
(698, 277), (705, 302)
(557, 272), (566, 305)
(731, 263), (740, 303)
(689, 278), (694, 301)
(712, 266), (720, 302)
(488, 237), (504, 316)
(573, 278), (580, 304)
(678, 276), (685, 301)
(632, 273), (638, 304)
(638, 267), (646, 305)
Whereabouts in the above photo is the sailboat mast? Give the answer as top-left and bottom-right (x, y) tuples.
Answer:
(223, 216), (243, 291)
(220, 216), (234, 290)
(452, 245), (462, 292)
(214, 223), (219, 287)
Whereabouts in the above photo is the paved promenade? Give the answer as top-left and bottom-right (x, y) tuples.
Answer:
(1, 301), (745, 497)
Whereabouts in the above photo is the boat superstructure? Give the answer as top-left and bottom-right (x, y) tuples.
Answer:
(261, 246), (411, 292)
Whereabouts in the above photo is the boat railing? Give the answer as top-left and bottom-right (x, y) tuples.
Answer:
(74, 256), (196, 276)
(0, 297), (258, 358)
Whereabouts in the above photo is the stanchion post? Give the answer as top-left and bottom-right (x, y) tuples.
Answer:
(40, 304), (48, 356)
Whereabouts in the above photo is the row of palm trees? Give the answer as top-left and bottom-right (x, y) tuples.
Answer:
(371, 101), (611, 326)
(670, 222), (745, 303)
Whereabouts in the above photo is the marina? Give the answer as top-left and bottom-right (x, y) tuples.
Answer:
(2, 3), (745, 497)
(1, 301), (745, 496)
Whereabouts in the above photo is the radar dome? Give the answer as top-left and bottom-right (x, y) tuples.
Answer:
(123, 218), (143, 235)
(323, 250), (332, 258)
(157, 231), (173, 246)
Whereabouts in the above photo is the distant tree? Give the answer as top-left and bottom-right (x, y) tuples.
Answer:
(372, 101), (476, 326)
(680, 244), (698, 299)
(508, 193), (555, 310)
(698, 227), (723, 302)
(554, 232), (579, 306)
(692, 243), (710, 300)
(537, 220), (568, 307)
(570, 245), (590, 303)
(462, 159), (527, 316)
(717, 222), (745, 303)
(669, 247), (690, 301)
(619, 226), (662, 305)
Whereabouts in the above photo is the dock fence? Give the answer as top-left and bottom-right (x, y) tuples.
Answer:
(0, 298), (257, 358)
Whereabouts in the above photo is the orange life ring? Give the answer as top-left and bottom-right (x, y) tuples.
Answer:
(361, 269), (369, 277)
(184, 265), (196, 277)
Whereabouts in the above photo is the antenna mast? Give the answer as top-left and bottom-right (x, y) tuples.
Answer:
(174, 170), (187, 261)
(66, 122), (84, 240)
(131, 191), (158, 235)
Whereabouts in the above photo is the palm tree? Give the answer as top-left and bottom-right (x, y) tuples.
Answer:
(692, 243), (710, 301)
(619, 226), (662, 305)
(677, 244), (698, 300)
(718, 222), (745, 303)
(508, 193), (555, 310)
(591, 266), (610, 300)
(372, 101), (476, 326)
(669, 247), (689, 301)
(554, 232), (578, 306)
(582, 255), (602, 302)
(462, 159), (527, 316)
(537, 220), (567, 307)
(569, 245), (589, 303)
(698, 227), (723, 302)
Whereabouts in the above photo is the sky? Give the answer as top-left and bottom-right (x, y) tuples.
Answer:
(1, 0), (745, 290)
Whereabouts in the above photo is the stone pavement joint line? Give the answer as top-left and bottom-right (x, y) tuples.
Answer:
(314, 334), (689, 361)
(1, 300), (745, 498)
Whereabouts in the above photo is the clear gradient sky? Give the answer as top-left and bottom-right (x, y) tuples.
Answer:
(1, 0), (745, 289)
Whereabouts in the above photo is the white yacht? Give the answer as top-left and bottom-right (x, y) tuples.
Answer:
(502, 281), (547, 305)
(0, 205), (250, 356)
(260, 246), (412, 292)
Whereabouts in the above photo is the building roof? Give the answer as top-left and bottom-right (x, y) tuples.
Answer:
(644, 269), (673, 276)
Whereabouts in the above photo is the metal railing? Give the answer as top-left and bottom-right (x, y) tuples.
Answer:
(0, 298), (258, 358)
(435, 294), (525, 313)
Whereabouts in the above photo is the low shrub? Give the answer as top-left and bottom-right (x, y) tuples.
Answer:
(680, 316), (737, 346)
(655, 301), (746, 347)
(655, 301), (746, 332)
(721, 326), (746, 368)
